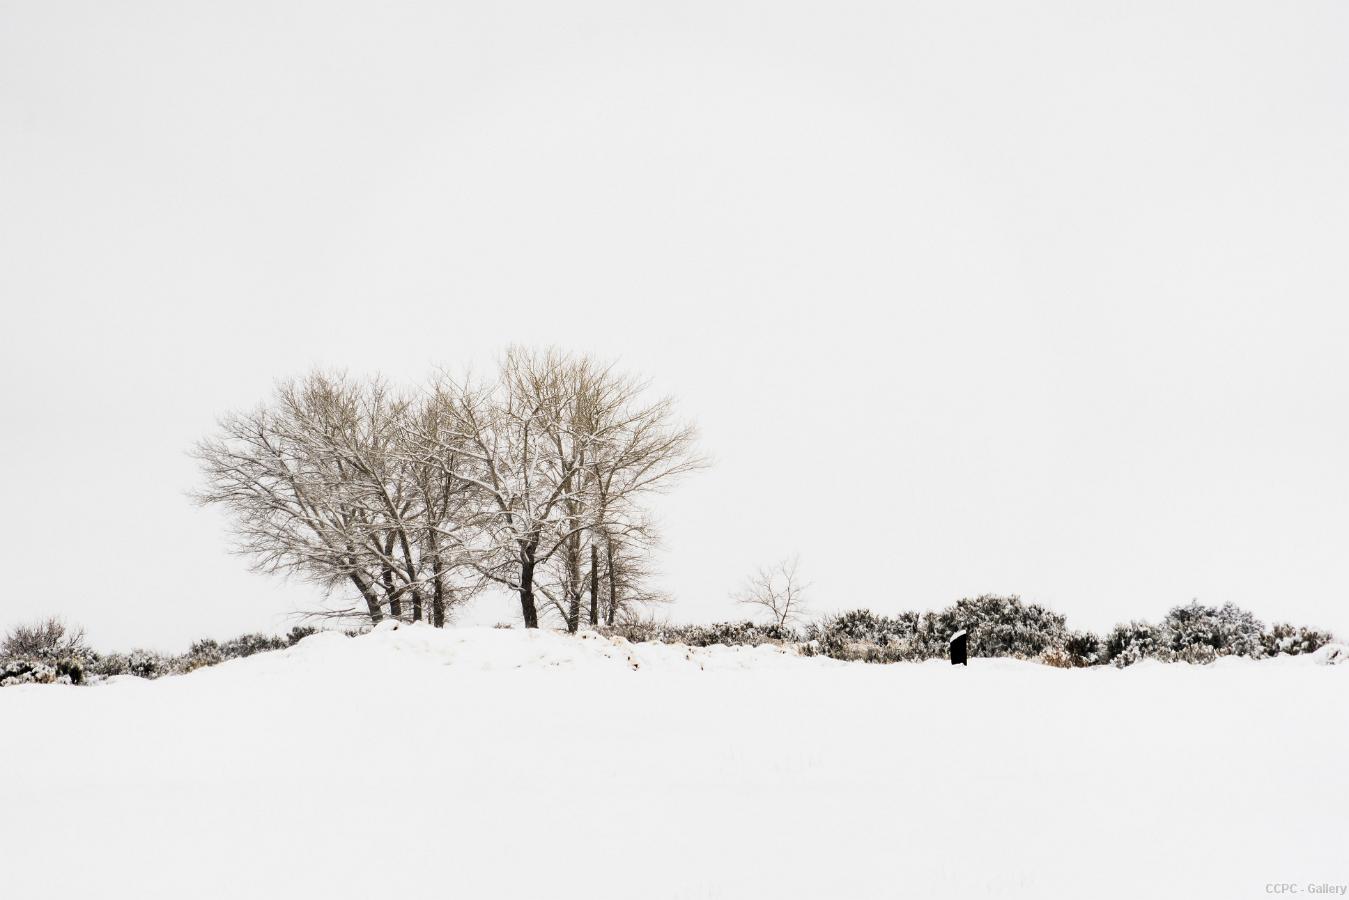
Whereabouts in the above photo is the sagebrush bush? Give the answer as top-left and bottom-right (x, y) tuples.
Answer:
(802, 609), (928, 662)
(1263, 622), (1334, 657)
(1062, 630), (1103, 667)
(1158, 601), (1265, 660)
(90, 653), (130, 678)
(287, 625), (318, 645)
(220, 633), (289, 659)
(1, 617), (95, 685)
(925, 595), (1068, 660)
(1104, 621), (1160, 668)
(601, 620), (799, 647)
(1, 616), (90, 661)
(126, 650), (169, 679)
(1040, 631), (1103, 668)
(1, 659), (68, 686)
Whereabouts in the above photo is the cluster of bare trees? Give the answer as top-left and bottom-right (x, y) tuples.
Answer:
(193, 348), (704, 630)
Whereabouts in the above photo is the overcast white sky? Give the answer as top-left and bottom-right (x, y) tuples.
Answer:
(2, 0), (1347, 650)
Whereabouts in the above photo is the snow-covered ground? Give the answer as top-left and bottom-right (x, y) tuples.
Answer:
(3, 624), (1346, 898)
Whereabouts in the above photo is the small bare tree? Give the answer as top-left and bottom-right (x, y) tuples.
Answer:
(734, 556), (809, 627)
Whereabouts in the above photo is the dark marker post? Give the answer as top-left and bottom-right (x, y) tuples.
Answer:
(949, 628), (968, 666)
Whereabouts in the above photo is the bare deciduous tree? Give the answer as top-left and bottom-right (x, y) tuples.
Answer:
(733, 556), (809, 627)
(192, 373), (445, 625)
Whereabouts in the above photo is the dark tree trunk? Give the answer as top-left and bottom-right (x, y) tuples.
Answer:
(563, 528), (582, 634)
(381, 567), (402, 620)
(350, 571), (384, 624)
(519, 542), (540, 628)
(431, 556), (446, 628)
(588, 542), (598, 626)
(565, 547), (581, 634)
(604, 542), (617, 626)
(396, 527), (422, 623)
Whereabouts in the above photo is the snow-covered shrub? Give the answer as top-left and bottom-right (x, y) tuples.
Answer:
(1, 617), (94, 685)
(599, 620), (656, 643)
(925, 595), (1068, 659)
(171, 632), (292, 673)
(1263, 623), (1335, 657)
(1062, 630), (1103, 667)
(177, 639), (224, 672)
(1158, 601), (1266, 659)
(126, 650), (170, 679)
(601, 620), (799, 647)
(1104, 621), (1160, 668)
(669, 621), (799, 647)
(1176, 642), (1217, 665)
(1039, 647), (1074, 668)
(90, 653), (130, 678)
(1, 659), (69, 687)
(219, 633), (289, 659)
(1041, 631), (1102, 668)
(1313, 643), (1347, 665)
(1, 616), (91, 662)
(814, 609), (921, 646)
(287, 625), (318, 645)
(803, 609), (928, 662)
(52, 657), (86, 684)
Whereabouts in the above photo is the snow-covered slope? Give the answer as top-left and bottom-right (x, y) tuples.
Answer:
(3, 624), (1345, 898)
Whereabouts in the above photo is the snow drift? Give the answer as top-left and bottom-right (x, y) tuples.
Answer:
(3, 624), (1346, 898)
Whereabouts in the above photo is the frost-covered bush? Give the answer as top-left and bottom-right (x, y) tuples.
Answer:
(601, 620), (799, 647)
(90, 653), (130, 678)
(1175, 642), (1217, 665)
(1315, 643), (1348, 665)
(803, 609), (928, 662)
(287, 625), (318, 645)
(812, 609), (922, 646)
(1, 616), (91, 662)
(1158, 601), (1265, 660)
(1042, 630), (1102, 668)
(219, 633), (289, 659)
(600, 620), (682, 644)
(171, 632), (292, 674)
(126, 650), (170, 679)
(1062, 630), (1103, 667)
(177, 639), (224, 672)
(682, 621), (800, 646)
(1, 617), (94, 685)
(925, 595), (1068, 660)
(1039, 647), (1074, 668)
(1263, 623), (1335, 657)
(1, 659), (70, 686)
(1104, 621), (1160, 667)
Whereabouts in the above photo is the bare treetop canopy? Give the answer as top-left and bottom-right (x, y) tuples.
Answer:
(192, 348), (706, 631)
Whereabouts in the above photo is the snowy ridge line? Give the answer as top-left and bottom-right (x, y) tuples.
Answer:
(59, 620), (1345, 688)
